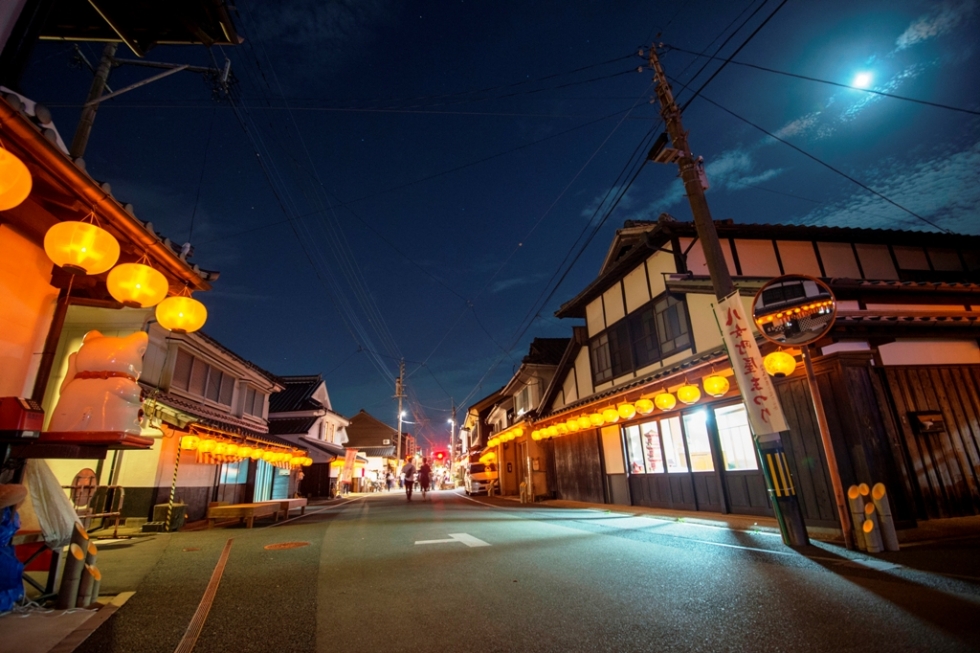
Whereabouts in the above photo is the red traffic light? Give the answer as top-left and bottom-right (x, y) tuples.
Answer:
(435, 452), (445, 460)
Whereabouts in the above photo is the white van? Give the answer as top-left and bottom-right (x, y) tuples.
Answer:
(464, 462), (498, 495)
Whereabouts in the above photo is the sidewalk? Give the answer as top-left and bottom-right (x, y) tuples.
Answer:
(500, 495), (980, 545)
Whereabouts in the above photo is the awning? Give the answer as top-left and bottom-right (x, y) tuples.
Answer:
(300, 437), (346, 458)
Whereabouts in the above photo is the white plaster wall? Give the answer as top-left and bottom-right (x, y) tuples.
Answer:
(574, 348), (593, 399)
(818, 242), (861, 278)
(680, 238), (737, 278)
(855, 243), (898, 280)
(602, 284), (625, 326)
(0, 225), (59, 397)
(777, 240), (822, 277)
(600, 425), (625, 474)
(734, 239), (780, 277)
(646, 251), (677, 297)
(585, 298), (605, 337)
(879, 340), (980, 366)
(688, 294), (722, 352)
(623, 265), (651, 313)
(562, 370), (577, 406)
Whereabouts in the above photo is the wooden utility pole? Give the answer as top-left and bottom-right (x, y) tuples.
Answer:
(647, 45), (809, 546)
(70, 43), (117, 159)
(449, 398), (456, 475)
(395, 359), (405, 464)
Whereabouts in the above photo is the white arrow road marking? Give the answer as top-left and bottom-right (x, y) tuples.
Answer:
(414, 533), (490, 547)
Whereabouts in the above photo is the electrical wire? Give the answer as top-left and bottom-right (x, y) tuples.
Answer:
(664, 44), (980, 117)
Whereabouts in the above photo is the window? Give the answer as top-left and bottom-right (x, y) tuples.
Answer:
(624, 425), (647, 474)
(205, 369), (222, 402)
(682, 411), (715, 472)
(219, 374), (235, 406)
(589, 293), (691, 384)
(660, 417), (688, 473)
(189, 358), (208, 396)
(173, 349), (193, 390)
(244, 387), (256, 415)
(249, 390), (265, 417)
(640, 422), (664, 473)
(516, 385), (533, 415)
(714, 404), (758, 471)
(654, 294), (691, 357)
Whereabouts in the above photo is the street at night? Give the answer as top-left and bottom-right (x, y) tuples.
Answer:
(57, 492), (980, 653)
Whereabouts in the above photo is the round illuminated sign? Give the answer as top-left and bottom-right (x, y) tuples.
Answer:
(751, 275), (837, 347)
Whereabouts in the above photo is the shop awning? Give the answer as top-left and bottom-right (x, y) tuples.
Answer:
(300, 437), (346, 458)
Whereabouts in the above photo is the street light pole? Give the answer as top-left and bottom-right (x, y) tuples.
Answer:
(646, 45), (809, 547)
(395, 359), (405, 465)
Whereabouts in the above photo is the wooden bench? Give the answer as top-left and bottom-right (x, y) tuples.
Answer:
(206, 502), (280, 529)
(257, 498), (308, 521)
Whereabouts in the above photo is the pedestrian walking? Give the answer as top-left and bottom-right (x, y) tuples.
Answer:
(401, 458), (417, 501)
(419, 457), (432, 500)
(385, 470), (394, 492)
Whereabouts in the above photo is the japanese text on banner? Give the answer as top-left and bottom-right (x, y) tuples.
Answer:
(340, 448), (358, 484)
(714, 292), (788, 437)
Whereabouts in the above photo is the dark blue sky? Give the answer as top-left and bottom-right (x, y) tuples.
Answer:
(21, 0), (980, 445)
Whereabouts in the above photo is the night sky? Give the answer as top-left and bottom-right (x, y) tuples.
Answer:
(19, 0), (980, 446)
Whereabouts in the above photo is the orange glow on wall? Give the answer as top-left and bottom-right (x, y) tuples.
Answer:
(0, 146), (32, 211)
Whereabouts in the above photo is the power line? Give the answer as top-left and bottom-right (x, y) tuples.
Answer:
(679, 0), (790, 112)
(664, 44), (980, 117)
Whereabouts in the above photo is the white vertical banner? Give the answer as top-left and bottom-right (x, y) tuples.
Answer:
(713, 292), (789, 437)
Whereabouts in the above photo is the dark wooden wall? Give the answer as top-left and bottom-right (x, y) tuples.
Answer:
(300, 463), (334, 498)
(775, 351), (917, 527)
(553, 429), (605, 504)
(883, 365), (980, 519)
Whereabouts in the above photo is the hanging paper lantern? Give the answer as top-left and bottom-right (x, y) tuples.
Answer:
(0, 146), (32, 211)
(302, 457), (313, 466)
(635, 398), (655, 415)
(107, 262), (169, 308)
(764, 351), (797, 378)
(180, 435), (200, 450)
(213, 443), (227, 456)
(225, 444), (239, 456)
(618, 403), (636, 420)
(531, 430), (541, 441)
(556, 423), (568, 435)
(44, 221), (120, 275)
(156, 295), (207, 334)
(514, 427), (524, 438)
(602, 408), (620, 424)
(546, 425), (559, 437)
(577, 415), (592, 430)
(589, 412), (604, 427)
(238, 446), (252, 458)
(654, 393), (677, 411)
(677, 384), (701, 405)
(566, 418), (580, 432)
(703, 375), (730, 398)
(250, 448), (264, 460)
(262, 451), (276, 462)
(198, 439), (216, 453)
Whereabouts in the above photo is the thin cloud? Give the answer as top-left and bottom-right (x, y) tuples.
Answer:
(490, 273), (548, 294)
(894, 1), (977, 51)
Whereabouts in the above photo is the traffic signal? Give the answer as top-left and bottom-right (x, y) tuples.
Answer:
(435, 451), (445, 461)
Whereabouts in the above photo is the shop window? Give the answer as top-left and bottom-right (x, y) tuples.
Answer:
(624, 425), (646, 474)
(714, 404), (758, 471)
(682, 411), (715, 472)
(660, 417), (688, 473)
(640, 422), (664, 473)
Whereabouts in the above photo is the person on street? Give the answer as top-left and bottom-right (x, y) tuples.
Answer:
(385, 470), (394, 492)
(401, 458), (417, 501)
(419, 458), (432, 500)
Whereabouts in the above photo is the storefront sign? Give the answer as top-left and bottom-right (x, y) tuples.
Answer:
(714, 292), (788, 438)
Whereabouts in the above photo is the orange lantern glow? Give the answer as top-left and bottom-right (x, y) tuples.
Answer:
(238, 446), (252, 458)
(531, 430), (541, 441)
(677, 384), (701, 405)
(654, 393), (677, 411)
(156, 294), (207, 334)
(567, 418), (580, 432)
(589, 412), (604, 427)
(556, 423), (568, 435)
(302, 457), (313, 466)
(514, 427), (524, 438)
(250, 448), (264, 460)
(764, 351), (797, 378)
(198, 439), (216, 453)
(44, 220), (120, 275)
(180, 435), (200, 450)
(577, 415), (591, 429)
(262, 451), (275, 462)
(546, 425), (559, 437)
(213, 443), (227, 456)
(702, 375), (730, 398)
(225, 444), (239, 456)
(0, 146), (32, 210)
(635, 398), (655, 415)
(617, 403), (636, 420)
(107, 262), (169, 308)
(602, 408), (620, 424)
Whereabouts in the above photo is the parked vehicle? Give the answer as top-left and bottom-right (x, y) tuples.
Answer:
(464, 462), (498, 495)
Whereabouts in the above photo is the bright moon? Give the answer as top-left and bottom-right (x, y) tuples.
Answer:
(853, 72), (873, 88)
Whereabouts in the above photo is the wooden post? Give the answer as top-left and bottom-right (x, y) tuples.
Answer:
(871, 483), (900, 551)
(77, 564), (97, 608)
(56, 543), (85, 609)
(862, 503), (884, 553)
(846, 485), (867, 551)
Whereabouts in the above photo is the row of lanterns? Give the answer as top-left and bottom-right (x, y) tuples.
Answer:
(1, 143), (207, 333)
(179, 435), (312, 467)
(494, 354), (798, 445)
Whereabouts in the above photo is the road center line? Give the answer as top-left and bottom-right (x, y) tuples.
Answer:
(415, 533), (491, 547)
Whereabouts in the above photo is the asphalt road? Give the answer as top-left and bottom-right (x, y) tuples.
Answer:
(76, 490), (980, 653)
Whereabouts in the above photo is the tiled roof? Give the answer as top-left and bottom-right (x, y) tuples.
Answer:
(354, 445), (396, 457)
(268, 416), (319, 436)
(523, 338), (571, 366)
(269, 375), (323, 413)
(345, 410), (397, 447)
(193, 331), (280, 384)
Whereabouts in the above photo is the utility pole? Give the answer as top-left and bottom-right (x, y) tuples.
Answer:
(395, 359), (405, 465)
(70, 43), (116, 159)
(449, 398), (456, 476)
(646, 45), (809, 547)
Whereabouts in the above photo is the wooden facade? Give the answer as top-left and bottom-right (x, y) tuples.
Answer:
(552, 430), (605, 504)
(883, 365), (980, 519)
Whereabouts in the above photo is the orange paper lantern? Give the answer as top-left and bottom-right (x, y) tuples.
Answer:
(44, 221), (120, 275)
(0, 146), (32, 210)
(107, 262), (169, 308)
(156, 295), (207, 334)
(654, 393), (677, 411)
(764, 351), (797, 378)
(703, 375), (730, 398)
(635, 398), (655, 415)
(677, 384), (701, 405)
